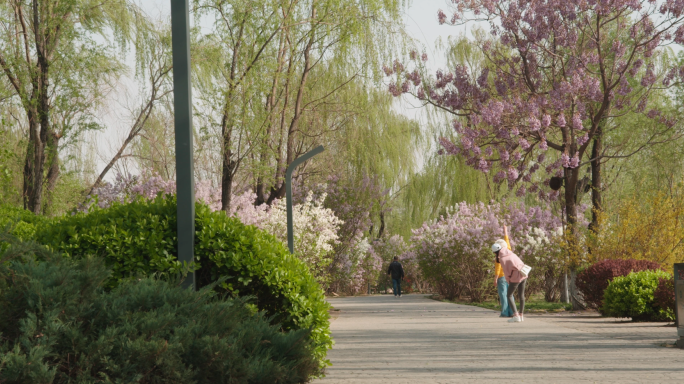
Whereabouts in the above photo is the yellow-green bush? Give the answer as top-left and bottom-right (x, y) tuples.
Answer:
(588, 187), (684, 267)
(0, 205), (49, 252)
(602, 270), (673, 321)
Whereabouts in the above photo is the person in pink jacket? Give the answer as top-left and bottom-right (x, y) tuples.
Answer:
(491, 242), (527, 323)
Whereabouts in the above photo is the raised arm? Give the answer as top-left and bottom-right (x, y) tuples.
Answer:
(503, 225), (512, 250)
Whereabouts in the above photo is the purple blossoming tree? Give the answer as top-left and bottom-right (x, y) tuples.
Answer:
(388, 0), (684, 236)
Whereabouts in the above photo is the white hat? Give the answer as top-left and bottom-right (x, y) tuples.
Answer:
(491, 242), (503, 252)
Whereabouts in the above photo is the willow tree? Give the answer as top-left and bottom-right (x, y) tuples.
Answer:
(322, 78), (423, 239)
(0, 0), (139, 214)
(193, 0), (407, 211)
(87, 20), (175, 195)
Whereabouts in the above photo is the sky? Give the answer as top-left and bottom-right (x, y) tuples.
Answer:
(93, 0), (471, 179)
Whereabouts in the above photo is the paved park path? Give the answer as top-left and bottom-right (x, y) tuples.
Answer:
(318, 294), (684, 383)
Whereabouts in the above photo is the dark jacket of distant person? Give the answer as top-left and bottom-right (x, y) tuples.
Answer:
(387, 260), (404, 280)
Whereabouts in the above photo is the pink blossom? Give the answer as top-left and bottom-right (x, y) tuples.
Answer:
(437, 9), (447, 24)
(388, 83), (401, 97)
(537, 153), (546, 163)
(519, 138), (531, 150)
(577, 134), (589, 146)
(561, 153), (570, 168)
(539, 140), (548, 151)
(572, 114), (583, 130)
(508, 168), (519, 181)
(558, 114), (566, 127)
(528, 116), (541, 131)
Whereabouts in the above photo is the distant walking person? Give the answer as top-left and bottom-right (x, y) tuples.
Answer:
(387, 256), (405, 297)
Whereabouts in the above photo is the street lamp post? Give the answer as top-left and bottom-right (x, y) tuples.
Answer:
(285, 146), (324, 254)
(170, 0), (195, 290)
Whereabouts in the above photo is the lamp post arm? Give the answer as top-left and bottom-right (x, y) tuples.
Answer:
(285, 145), (324, 254)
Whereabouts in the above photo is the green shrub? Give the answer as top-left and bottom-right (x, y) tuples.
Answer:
(36, 196), (182, 285)
(0, 205), (49, 250)
(36, 195), (332, 367)
(602, 269), (673, 321)
(194, 204), (332, 366)
(0, 242), (319, 383)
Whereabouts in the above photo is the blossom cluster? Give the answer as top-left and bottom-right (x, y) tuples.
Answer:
(254, 191), (343, 284)
(412, 202), (561, 259)
(82, 173), (219, 211)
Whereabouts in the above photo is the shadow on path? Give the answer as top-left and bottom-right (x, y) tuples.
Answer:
(317, 294), (684, 383)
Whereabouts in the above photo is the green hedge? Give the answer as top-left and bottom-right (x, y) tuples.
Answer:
(0, 205), (49, 251)
(36, 195), (332, 367)
(36, 196), (182, 284)
(602, 269), (673, 321)
(0, 242), (319, 383)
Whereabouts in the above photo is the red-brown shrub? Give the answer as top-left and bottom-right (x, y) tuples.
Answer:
(654, 276), (675, 319)
(576, 259), (663, 310)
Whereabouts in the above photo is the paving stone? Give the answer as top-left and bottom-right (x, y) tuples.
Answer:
(317, 294), (684, 383)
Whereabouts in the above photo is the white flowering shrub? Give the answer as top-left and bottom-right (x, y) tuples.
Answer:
(254, 192), (342, 285)
(518, 226), (565, 301)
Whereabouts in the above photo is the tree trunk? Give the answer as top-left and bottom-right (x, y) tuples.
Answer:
(25, 71), (50, 214)
(589, 126), (603, 233)
(560, 272), (569, 303)
(220, 109), (235, 211)
(377, 212), (385, 239)
(256, 32), (287, 206)
(266, 5), (316, 205)
(22, 113), (39, 212)
(43, 131), (61, 212)
(563, 165), (584, 309)
(218, 17), (246, 212)
(221, 158), (236, 212)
